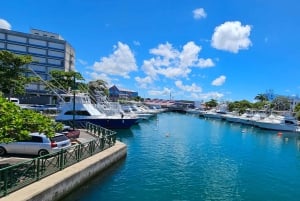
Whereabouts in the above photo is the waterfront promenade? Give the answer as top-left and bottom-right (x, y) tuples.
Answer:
(0, 133), (127, 201)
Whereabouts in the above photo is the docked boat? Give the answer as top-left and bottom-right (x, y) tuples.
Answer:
(55, 93), (139, 129)
(254, 114), (299, 132)
(222, 111), (241, 123)
(121, 105), (154, 120)
(202, 109), (227, 119)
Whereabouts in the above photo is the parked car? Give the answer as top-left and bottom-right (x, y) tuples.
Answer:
(61, 126), (80, 139)
(0, 133), (71, 156)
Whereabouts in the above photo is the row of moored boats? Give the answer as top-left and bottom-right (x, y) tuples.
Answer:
(54, 93), (166, 129)
(186, 108), (300, 132)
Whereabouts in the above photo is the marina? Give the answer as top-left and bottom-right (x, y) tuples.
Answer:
(61, 112), (300, 201)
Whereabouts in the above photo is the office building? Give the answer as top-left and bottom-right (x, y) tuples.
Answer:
(0, 28), (75, 104)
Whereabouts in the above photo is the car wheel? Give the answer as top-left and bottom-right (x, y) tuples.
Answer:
(38, 149), (49, 156)
(0, 147), (6, 156)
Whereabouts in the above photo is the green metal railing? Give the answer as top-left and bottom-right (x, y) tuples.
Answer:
(0, 122), (117, 197)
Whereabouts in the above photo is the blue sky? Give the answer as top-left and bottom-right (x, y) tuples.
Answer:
(1, 0), (300, 102)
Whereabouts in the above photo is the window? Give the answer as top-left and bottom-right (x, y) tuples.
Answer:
(7, 44), (26, 52)
(29, 38), (47, 46)
(7, 35), (26, 43)
(31, 136), (43, 143)
(28, 47), (46, 55)
(51, 135), (68, 142)
(64, 110), (91, 116)
(48, 50), (64, 58)
(48, 42), (64, 49)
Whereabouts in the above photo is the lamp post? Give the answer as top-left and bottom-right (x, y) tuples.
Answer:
(72, 74), (76, 130)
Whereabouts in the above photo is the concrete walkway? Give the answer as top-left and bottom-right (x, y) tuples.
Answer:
(1, 141), (127, 201)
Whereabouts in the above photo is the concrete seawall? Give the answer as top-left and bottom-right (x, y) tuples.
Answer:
(1, 141), (127, 201)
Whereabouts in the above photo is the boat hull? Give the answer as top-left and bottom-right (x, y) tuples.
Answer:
(255, 121), (298, 132)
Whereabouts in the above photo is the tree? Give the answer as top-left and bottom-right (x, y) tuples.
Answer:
(0, 96), (63, 143)
(88, 80), (109, 103)
(47, 70), (85, 92)
(88, 80), (108, 96)
(295, 103), (300, 120)
(205, 99), (218, 108)
(255, 94), (268, 102)
(227, 100), (253, 114)
(0, 50), (36, 98)
(271, 96), (290, 111)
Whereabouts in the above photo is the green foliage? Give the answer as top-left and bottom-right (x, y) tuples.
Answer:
(254, 94), (268, 102)
(0, 96), (63, 143)
(205, 99), (218, 108)
(228, 100), (253, 114)
(270, 96), (290, 111)
(294, 103), (300, 120)
(88, 80), (109, 96)
(294, 103), (300, 113)
(0, 50), (34, 97)
(133, 96), (142, 102)
(47, 70), (85, 92)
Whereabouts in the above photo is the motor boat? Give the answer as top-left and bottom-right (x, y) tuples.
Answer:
(55, 93), (138, 129)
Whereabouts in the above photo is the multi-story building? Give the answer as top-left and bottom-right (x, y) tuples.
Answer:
(109, 85), (138, 101)
(0, 28), (75, 104)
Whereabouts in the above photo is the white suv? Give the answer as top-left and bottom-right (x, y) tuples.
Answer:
(0, 133), (71, 156)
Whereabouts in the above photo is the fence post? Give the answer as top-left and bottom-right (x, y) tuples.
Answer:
(3, 169), (8, 196)
(36, 158), (40, 180)
(59, 149), (64, 170)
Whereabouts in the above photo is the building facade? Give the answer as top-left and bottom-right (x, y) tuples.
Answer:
(109, 85), (138, 101)
(0, 28), (75, 104)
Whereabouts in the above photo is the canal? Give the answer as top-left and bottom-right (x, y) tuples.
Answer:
(61, 112), (300, 201)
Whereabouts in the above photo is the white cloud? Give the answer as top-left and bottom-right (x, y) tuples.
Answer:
(158, 67), (191, 78)
(0, 19), (11, 30)
(135, 76), (153, 88)
(180, 41), (201, 67)
(86, 72), (113, 85)
(211, 21), (252, 53)
(193, 8), (207, 20)
(197, 58), (215, 68)
(212, 75), (226, 86)
(142, 58), (159, 79)
(148, 87), (171, 96)
(150, 42), (178, 58)
(191, 92), (224, 100)
(77, 59), (88, 66)
(91, 42), (137, 78)
(175, 80), (202, 92)
(142, 41), (214, 79)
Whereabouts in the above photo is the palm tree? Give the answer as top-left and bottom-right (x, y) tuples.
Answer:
(255, 94), (268, 102)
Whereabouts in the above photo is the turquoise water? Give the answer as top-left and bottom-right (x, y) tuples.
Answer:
(61, 112), (300, 201)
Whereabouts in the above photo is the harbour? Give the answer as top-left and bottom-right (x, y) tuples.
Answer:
(60, 112), (300, 201)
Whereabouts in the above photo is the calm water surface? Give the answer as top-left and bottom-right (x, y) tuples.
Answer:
(61, 112), (300, 201)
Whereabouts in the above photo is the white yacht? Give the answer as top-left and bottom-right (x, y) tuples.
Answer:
(223, 112), (241, 123)
(55, 93), (139, 129)
(254, 114), (299, 132)
(202, 109), (227, 119)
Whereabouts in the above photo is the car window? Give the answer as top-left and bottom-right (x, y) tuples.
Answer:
(31, 136), (43, 143)
(51, 135), (68, 142)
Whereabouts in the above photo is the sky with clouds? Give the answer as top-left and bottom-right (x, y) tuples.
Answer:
(1, 0), (300, 102)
